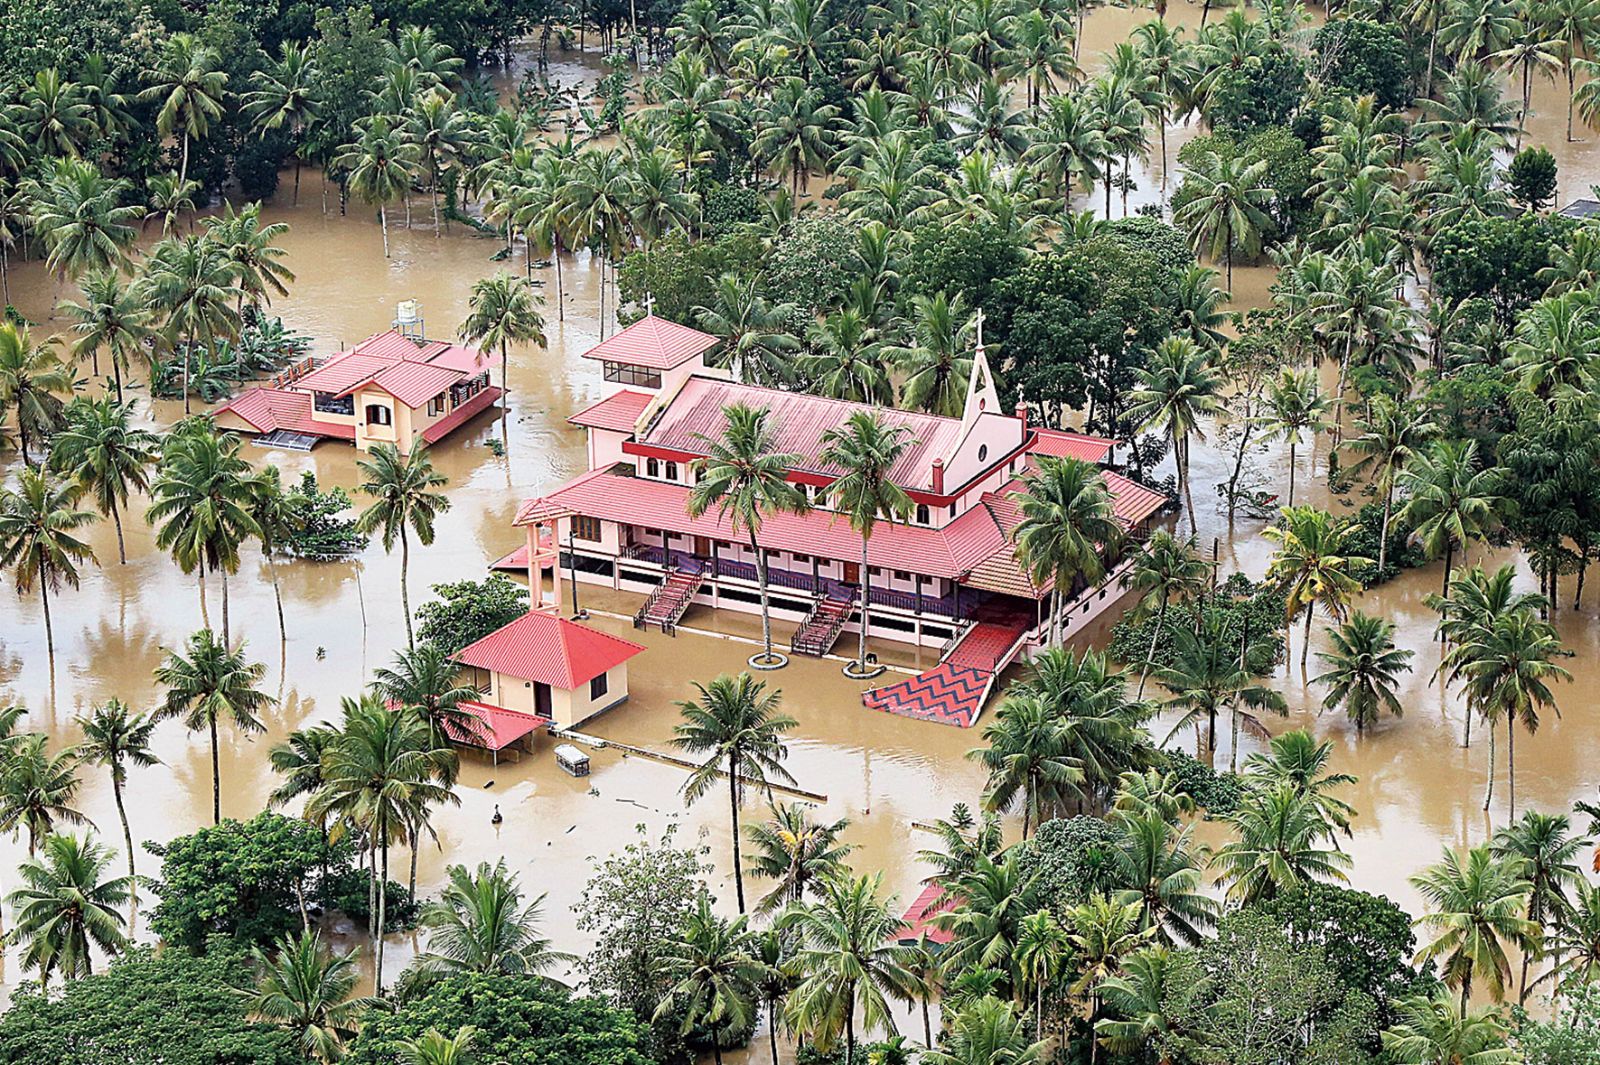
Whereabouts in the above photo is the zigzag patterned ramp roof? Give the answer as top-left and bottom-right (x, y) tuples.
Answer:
(862, 663), (992, 729)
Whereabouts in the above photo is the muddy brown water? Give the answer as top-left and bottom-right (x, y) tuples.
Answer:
(0, 20), (1598, 1046)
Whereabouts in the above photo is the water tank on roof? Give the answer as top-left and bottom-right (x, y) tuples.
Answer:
(394, 300), (425, 340)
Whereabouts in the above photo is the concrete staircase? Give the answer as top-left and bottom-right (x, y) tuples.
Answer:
(791, 595), (855, 657)
(633, 568), (704, 635)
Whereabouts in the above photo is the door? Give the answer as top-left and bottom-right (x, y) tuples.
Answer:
(534, 682), (552, 719)
(693, 536), (712, 559)
(842, 561), (860, 585)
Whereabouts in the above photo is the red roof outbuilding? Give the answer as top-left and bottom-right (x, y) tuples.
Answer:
(454, 611), (645, 690)
(581, 315), (720, 370)
(444, 700), (550, 751)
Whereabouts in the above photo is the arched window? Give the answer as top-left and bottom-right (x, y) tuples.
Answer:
(646, 457), (660, 478)
(366, 404), (392, 426)
(665, 461), (679, 481)
(916, 503), (930, 525)
(977, 444), (988, 463)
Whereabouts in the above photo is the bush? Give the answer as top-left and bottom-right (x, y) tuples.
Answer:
(616, 230), (766, 325)
(347, 974), (651, 1065)
(278, 471), (366, 560)
(1013, 815), (1127, 912)
(415, 574), (530, 655)
(1315, 19), (1415, 110)
(900, 218), (1027, 311)
(0, 945), (300, 1065)
(1108, 573), (1288, 675)
(1340, 500), (1425, 587)
(699, 183), (765, 240)
(1160, 749), (1244, 816)
(763, 213), (860, 316)
(1205, 47), (1306, 134)
(1103, 215), (1195, 278)
(1428, 212), (1573, 323)
(1508, 146), (1558, 212)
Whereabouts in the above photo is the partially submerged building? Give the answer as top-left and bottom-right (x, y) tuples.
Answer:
(508, 315), (1169, 726)
(215, 305), (500, 453)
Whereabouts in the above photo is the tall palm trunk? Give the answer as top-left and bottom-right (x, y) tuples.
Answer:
(400, 523), (414, 648)
(179, 131), (191, 191)
(221, 568), (230, 647)
(39, 572), (54, 666)
(1287, 440), (1297, 506)
(376, 838), (389, 993)
(265, 552), (287, 646)
(856, 535), (871, 670)
(1300, 604), (1313, 670)
(112, 772), (136, 894)
(1483, 717), (1495, 813)
(728, 750), (746, 913)
(110, 497), (127, 564)
(1177, 433), (1196, 533)
(1138, 600), (1166, 698)
(379, 204), (391, 258)
(1377, 484), (1393, 573)
(752, 531), (776, 663)
(209, 714), (221, 824)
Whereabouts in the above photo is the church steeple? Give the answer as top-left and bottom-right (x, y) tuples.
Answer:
(958, 308), (1000, 441)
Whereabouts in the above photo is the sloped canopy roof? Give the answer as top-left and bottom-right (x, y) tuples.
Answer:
(454, 610), (645, 689)
(581, 315), (720, 370)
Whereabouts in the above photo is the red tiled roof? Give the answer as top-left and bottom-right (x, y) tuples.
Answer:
(213, 388), (357, 440)
(642, 377), (969, 492)
(294, 353), (395, 396)
(443, 700), (549, 751)
(897, 883), (956, 945)
(517, 467), (994, 578)
(1104, 470), (1168, 526)
(454, 610), (645, 689)
(571, 390), (654, 432)
(421, 386), (502, 443)
(368, 361), (464, 407)
(1029, 427), (1116, 464)
(351, 330), (450, 361)
(581, 315), (720, 370)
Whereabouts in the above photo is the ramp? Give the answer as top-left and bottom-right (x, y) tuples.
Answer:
(861, 615), (1032, 728)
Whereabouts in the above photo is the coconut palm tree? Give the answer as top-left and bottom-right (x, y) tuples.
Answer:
(1312, 612), (1414, 735)
(654, 893), (773, 1065)
(74, 700), (158, 889)
(803, 310), (894, 405)
(335, 116), (418, 258)
(139, 33), (228, 189)
(406, 89), (470, 235)
(245, 930), (376, 1063)
(687, 404), (809, 667)
(354, 442), (451, 648)
(1456, 609), (1570, 818)
(458, 271), (546, 404)
(1242, 730), (1359, 844)
(147, 425), (260, 640)
(1396, 438), (1504, 597)
(1110, 809), (1218, 947)
(0, 468), (96, 664)
(243, 43), (320, 205)
(143, 172), (201, 236)
(673, 672), (798, 913)
(1119, 532), (1209, 697)
(1011, 456), (1122, 647)
(1066, 895), (1155, 1018)
(1005, 647), (1153, 805)
(886, 291), (977, 418)
(780, 871), (918, 1065)
(370, 642), (480, 746)
(1127, 337), (1221, 534)
(1210, 786), (1352, 904)
(1342, 398), (1438, 572)
(745, 803), (854, 916)
(752, 80), (839, 194)
(6, 833), (130, 987)
(1154, 619), (1285, 763)
(923, 995), (1046, 1065)
(1095, 944), (1184, 1060)
(154, 629), (272, 824)
(819, 413), (914, 672)
(139, 233), (243, 414)
(48, 397), (158, 565)
(694, 274), (800, 387)
(1014, 907), (1070, 1041)
(309, 696), (456, 994)
(0, 734), (90, 856)
(0, 321), (75, 467)
(1265, 506), (1370, 671)
(968, 694), (1085, 839)
(267, 725), (340, 813)
(15, 69), (96, 158)
(1491, 810), (1588, 1001)
(398, 1027), (477, 1065)
(1505, 290), (1600, 399)
(1172, 145), (1271, 287)
(1021, 94), (1106, 211)
(24, 159), (143, 284)
(1258, 367), (1331, 507)
(1379, 990), (1517, 1064)
(400, 859), (574, 996)
(1411, 844), (1538, 1012)
(202, 202), (295, 311)
(1545, 877), (1600, 988)
(57, 269), (152, 401)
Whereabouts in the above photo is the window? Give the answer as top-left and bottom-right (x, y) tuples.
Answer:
(573, 515), (602, 542)
(365, 404), (392, 426)
(665, 461), (679, 481)
(948, 504), (957, 519)
(602, 361), (662, 388)
(793, 553), (811, 564)
(646, 457), (660, 478)
(589, 672), (609, 701)
(314, 392), (354, 416)
(916, 503), (930, 525)
(427, 393), (446, 417)
(894, 570), (911, 582)
(978, 444), (988, 462)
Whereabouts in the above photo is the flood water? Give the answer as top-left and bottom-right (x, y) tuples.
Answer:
(0, 15), (1598, 1046)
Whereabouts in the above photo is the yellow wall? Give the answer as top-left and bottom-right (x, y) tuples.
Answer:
(478, 663), (632, 730)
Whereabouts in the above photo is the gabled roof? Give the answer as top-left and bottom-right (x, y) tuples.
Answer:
(454, 610), (645, 689)
(1029, 427), (1116, 465)
(897, 883), (956, 945)
(443, 700), (549, 751)
(570, 390), (654, 432)
(294, 353), (394, 396)
(214, 388), (356, 440)
(364, 361), (464, 407)
(581, 315), (720, 370)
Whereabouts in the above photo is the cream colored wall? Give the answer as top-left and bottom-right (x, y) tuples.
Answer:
(550, 664), (630, 729)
